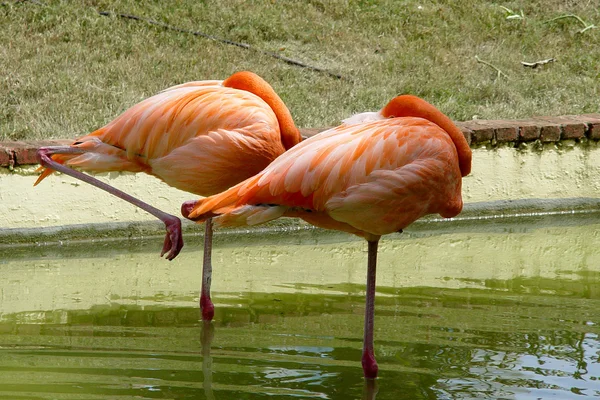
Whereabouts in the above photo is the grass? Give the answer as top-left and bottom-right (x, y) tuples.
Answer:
(0, 0), (598, 141)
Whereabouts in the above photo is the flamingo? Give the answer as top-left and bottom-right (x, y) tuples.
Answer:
(181, 94), (472, 379)
(35, 71), (302, 321)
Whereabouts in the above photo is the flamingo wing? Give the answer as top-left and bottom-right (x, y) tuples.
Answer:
(90, 84), (280, 161)
(36, 83), (285, 194)
(149, 122), (287, 195)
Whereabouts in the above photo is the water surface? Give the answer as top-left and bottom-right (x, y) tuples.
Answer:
(1, 212), (600, 399)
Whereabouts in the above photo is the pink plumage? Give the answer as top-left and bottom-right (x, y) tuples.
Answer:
(186, 95), (470, 240)
(35, 71), (302, 321)
(182, 94), (472, 379)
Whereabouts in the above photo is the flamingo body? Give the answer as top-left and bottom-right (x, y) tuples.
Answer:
(36, 73), (300, 196)
(186, 96), (469, 239)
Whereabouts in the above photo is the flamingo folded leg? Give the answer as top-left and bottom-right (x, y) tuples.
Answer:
(36, 146), (183, 260)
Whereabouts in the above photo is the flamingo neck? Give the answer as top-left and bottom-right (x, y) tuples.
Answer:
(223, 71), (301, 150)
(381, 95), (472, 177)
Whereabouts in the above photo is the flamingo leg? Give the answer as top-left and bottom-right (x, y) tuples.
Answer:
(362, 239), (379, 379)
(37, 146), (183, 260)
(201, 218), (215, 321)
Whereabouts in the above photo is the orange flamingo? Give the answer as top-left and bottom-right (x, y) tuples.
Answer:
(181, 94), (472, 379)
(35, 71), (302, 321)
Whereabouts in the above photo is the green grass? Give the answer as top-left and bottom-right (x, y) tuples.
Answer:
(0, 0), (599, 141)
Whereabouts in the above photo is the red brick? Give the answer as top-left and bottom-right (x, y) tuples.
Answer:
(3, 141), (39, 165)
(520, 125), (540, 141)
(0, 149), (11, 167)
(461, 120), (520, 143)
(14, 142), (39, 165)
(539, 124), (561, 142)
(512, 119), (541, 141)
(580, 114), (600, 140)
(495, 126), (519, 142)
(535, 116), (586, 140)
(459, 121), (494, 143)
(1, 141), (27, 166)
(0, 139), (71, 167)
(568, 115), (600, 140)
(589, 124), (600, 140)
(487, 120), (519, 142)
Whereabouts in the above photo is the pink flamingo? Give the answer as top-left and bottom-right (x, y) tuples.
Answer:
(181, 94), (472, 378)
(35, 71), (302, 321)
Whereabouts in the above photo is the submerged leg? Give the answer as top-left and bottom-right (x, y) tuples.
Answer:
(362, 378), (379, 400)
(201, 218), (215, 321)
(201, 321), (215, 400)
(37, 146), (183, 260)
(362, 239), (379, 379)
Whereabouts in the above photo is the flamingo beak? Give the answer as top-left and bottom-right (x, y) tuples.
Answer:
(181, 200), (199, 221)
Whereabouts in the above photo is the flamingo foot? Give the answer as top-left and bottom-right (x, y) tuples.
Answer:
(362, 351), (379, 380)
(200, 294), (215, 321)
(160, 216), (184, 260)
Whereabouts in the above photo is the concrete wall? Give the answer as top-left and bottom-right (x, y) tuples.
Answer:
(1, 143), (600, 232)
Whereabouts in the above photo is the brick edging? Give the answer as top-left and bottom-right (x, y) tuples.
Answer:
(0, 139), (71, 169)
(1, 114), (599, 168)
(455, 114), (600, 144)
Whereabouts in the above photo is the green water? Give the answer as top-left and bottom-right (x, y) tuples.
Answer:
(1, 211), (600, 399)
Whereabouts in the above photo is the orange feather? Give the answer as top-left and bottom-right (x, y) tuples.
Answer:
(35, 72), (302, 196)
(186, 95), (471, 240)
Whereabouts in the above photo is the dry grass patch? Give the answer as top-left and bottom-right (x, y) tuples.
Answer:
(0, 0), (598, 141)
